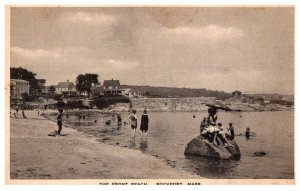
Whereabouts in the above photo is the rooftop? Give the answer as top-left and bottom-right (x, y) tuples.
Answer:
(11, 79), (29, 83)
(103, 79), (120, 87)
(56, 81), (75, 88)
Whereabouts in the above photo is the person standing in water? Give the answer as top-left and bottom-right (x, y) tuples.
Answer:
(56, 109), (63, 135)
(22, 109), (26, 118)
(129, 109), (137, 137)
(140, 109), (149, 138)
(245, 127), (251, 139)
(15, 107), (19, 116)
(227, 123), (235, 140)
(78, 112), (82, 123)
(117, 113), (122, 124)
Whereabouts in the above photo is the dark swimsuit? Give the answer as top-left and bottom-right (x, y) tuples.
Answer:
(140, 114), (149, 132)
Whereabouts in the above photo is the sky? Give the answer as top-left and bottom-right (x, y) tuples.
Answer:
(9, 7), (294, 94)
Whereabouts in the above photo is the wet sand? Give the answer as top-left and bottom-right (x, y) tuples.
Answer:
(9, 110), (199, 180)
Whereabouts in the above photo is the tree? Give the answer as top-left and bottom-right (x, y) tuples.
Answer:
(37, 79), (46, 84)
(21, 92), (30, 103)
(76, 73), (99, 97)
(48, 85), (56, 96)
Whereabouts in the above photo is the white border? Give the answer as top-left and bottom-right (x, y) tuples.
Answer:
(1, 1), (298, 191)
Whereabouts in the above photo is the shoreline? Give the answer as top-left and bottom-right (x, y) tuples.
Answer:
(9, 110), (200, 180)
(39, 108), (294, 118)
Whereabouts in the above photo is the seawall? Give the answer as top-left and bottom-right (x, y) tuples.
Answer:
(108, 97), (293, 112)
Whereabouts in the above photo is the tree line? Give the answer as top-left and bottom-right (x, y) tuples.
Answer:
(121, 85), (232, 100)
(10, 67), (100, 98)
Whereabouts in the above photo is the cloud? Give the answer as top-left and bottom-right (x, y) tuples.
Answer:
(101, 59), (139, 70)
(11, 47), (60, 58)
(10, 46), (140, 85)
(168, 25), (244, 41)
(62, 11), (117, 25)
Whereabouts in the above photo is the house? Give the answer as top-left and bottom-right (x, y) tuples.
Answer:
(55, 80), (77, 96)
(10, 79), (30, 100)
(102, 79), (123, 96)
(128, 91), (143, 98)
(38, 82), (48, 96)
(122, 88), (131, 96)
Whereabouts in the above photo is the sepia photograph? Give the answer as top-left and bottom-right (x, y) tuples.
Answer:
(5, 5), (295, 185)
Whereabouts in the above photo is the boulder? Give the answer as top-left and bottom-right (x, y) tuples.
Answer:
(252, 152), (266, 157)
(184, 136), (241, 160)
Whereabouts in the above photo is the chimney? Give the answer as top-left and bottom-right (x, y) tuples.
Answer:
(112, 78), (113, 81)
(67, 79), (69, 82)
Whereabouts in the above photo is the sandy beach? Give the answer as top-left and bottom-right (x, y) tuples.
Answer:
(9, 110), (200, 180)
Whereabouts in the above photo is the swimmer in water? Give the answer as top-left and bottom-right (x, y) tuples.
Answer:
(245, 127), (251, 139)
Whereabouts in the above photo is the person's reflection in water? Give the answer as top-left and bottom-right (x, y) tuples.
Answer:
(117, 122), (122, 130)
(139, 140), (148, 152)
(129, 137), (136, 148)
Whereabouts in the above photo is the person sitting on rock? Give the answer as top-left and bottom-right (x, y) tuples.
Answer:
(200, 117), (208, 134)
(200, 107), (219, 142)
(200, 119), (220, 143)
(227, 123), (235, 140)
(207, 107), (218, 126)
(213, 123), (233, 147)
(201, 125), (218, 143)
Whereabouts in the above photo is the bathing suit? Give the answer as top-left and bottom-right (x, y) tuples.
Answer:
(130, 114), (137, 129)
(140, 114), (149, 132)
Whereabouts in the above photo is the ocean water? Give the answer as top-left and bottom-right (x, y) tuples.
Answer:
(52, 110), (294, 179)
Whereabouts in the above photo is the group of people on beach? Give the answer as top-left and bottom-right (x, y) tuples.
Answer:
(199, 106), (254, 145)
(10, 106), (27, 119)
(104, 109), (149, 138)
(200, 107), (235, 147)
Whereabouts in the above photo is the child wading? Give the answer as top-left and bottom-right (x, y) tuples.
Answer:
(117, 113), (122, 124)
(56, 109), (63, 135)
(129, 109), (137, 137)
(227, 123), (235, 140)
(140, 109), (149, 138)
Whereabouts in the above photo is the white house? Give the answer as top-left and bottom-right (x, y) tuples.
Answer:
(102, 79), (123, 96)
(55, 80), (77, 96)
(10, 79), (30, 100)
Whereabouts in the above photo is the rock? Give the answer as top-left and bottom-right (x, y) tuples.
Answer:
(253, 152), (266, 157)
(184, 136), (241, 160)
(48, 130), (58, 136)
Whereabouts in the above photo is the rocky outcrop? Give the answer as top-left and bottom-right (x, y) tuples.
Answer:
(131, 97), (215, 112)
(252, 152), (266, 157)
(184, 136), (241, 160)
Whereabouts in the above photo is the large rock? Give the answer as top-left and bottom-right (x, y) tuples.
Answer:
(184, 136), (241, 160)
